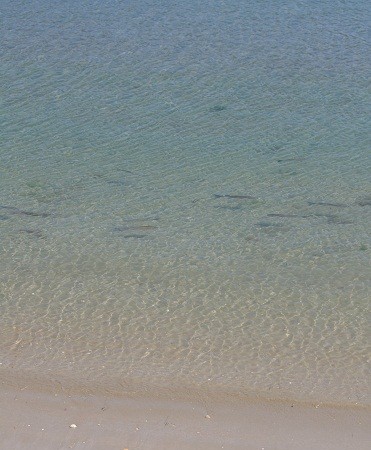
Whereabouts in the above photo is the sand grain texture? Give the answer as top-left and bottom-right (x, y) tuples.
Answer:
(0, 384), (370, 450)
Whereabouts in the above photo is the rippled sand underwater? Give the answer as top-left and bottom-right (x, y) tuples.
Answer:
(1, 0), (370, 404)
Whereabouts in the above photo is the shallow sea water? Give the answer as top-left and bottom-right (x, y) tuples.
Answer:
(0, 0), (370, 404)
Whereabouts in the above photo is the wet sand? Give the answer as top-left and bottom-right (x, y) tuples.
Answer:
(1, 381), (370, 449)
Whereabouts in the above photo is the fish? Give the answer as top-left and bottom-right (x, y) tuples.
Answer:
(305, 213), (338, 218)
(214, 205), (242, 211)
(256, 222), (290, 234)
(113, 225), (158, 231)
(267, 213), (302, 218)
(19, 229), (44, 238)
(122, 217), (160, 222)
(17, 210), (50, 217)
(326, 216), (353, 225)
(107, 180), (125, 186)
(117, 169), (135, 175)
(308, 201), (348, 208)
(0, 205), (51, 217)
(256, 221), (286, 228)
(267, 212), (338, 219)
(214, 194), (257, 200)
(210, 105), (227, 112)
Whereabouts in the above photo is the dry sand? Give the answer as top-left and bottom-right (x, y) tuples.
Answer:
(0, 381), (370, 450)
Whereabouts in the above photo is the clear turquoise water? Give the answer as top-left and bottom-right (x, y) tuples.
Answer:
(0, 0), (370, 404)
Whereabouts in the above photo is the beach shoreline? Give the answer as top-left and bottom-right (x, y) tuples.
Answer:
(1, 0), (370, 448)
(1, 377), (370, 449)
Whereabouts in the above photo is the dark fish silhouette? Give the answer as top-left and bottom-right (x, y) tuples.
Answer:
(256, 221), (286, 228)
(122, 217), (160, 222)
(326, 216), (353, 225)
(267, 213), (302, 218)
(214, 205), (242, 211)
(308, 201), (348, 208)
(267, 212), (339, 219)
(113, 225), (158, 231)
(107, 180), (125, 186)
(277, 157), (304, 163)
(214, 194), (256, 200)
(0, 205), (51, 218)
(210, 105), (227, 112)
(19, 229), (44, 238)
